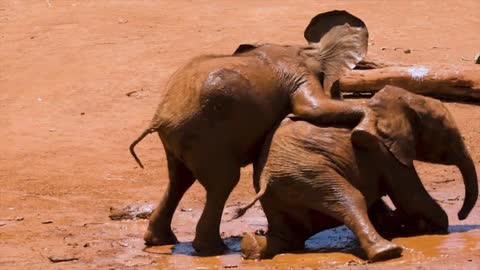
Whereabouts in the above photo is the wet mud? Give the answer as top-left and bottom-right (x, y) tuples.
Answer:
(146, 225), (480, 269)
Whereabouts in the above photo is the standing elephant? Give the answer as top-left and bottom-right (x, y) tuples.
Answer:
(129, 11), (378, 254)
(234, 86), (478, 261)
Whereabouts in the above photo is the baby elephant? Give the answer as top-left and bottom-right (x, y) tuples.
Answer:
(234, 86), (478, 262)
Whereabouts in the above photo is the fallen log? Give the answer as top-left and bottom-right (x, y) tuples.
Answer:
(340, 65), (480, 101)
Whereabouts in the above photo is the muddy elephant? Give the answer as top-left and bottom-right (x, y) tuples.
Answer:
(129, 11), (381, 254)
(234, 86), (478, 261)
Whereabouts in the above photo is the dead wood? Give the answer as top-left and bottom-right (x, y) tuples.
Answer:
(341, 64), (480, 101)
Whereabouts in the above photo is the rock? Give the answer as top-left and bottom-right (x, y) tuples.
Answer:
(0, 221), (6, 227)
(403, 49), (411, 54)
(15, 217), (24, 221)
(109, 207), (134, 220)
(475, 53), (480, 64)
(109, 204), (154, 220)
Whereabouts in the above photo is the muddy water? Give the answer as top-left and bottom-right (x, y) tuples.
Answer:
(146, 226), (480, 269)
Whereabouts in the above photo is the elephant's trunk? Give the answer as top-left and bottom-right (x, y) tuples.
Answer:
(457, 156), (478, 220)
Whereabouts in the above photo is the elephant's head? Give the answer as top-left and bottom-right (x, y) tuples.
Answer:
(233, 10), (368, 99)
(368, 86), (478, 220)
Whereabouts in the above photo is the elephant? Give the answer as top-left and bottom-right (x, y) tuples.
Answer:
(128, 10), (382, 254)
(233, 86), (478, 262)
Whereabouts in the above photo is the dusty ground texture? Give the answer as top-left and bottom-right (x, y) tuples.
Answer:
(1, 0), (480, 269)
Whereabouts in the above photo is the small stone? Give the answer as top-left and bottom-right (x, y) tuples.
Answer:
(180, 207), (192, 212)
(474, 53), (480, 64)
(15, 217), (24, 221)
(404, 49), (411, 54)
(109, 207), (134, 220)
(381, 47), (387, 50)
(224, 265), (238, 269)
(49, 128), (56, 132)
(346, 260), (360, 266)
(83, 243), (90, 248)
(0, 221), (6, 227)
(41, 221), (53, 224)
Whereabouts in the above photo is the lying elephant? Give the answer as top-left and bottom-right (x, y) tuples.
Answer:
(129, 11), (380, 254)
(234, 86), (478, 261)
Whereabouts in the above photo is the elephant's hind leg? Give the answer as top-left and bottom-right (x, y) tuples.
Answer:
(192, 158), (241, 255)
(307, 176), (402, 262)
(144, 149), (196, 246)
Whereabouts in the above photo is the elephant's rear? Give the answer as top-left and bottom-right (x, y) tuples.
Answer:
(151, 55), (290, 173)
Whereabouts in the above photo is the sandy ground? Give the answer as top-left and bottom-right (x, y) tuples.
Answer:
(1, 0), (480, 269)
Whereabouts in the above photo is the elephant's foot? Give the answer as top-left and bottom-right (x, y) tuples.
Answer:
(240, 232), (267, 260)
(143, 227), (178, 246)
(192, 237), (227, 256)
(416, 218), (448, 235)
(365, 240), (403, 262)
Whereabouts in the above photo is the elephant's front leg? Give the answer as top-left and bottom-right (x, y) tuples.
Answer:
(384, 162), (449, 234)
(289, 79), (379, 150)
(282, 173), (403, 262)
(313, 185), (402, 261)
(368, 199), (434, 237)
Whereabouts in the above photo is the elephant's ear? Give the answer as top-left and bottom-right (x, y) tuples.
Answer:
(233, 43), (268, 55)
(304, 10), (367, 43)
(370, 88), (417, 166)
(302, 10), (368, 95)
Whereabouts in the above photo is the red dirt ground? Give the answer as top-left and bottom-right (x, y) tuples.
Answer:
(1, 1), (480, 269)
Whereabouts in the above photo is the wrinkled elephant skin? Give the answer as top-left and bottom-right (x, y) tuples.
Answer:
(235, 86), (478, 261)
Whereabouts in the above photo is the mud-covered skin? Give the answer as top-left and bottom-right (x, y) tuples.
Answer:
(238, 86), (478, 261)
(130, 11), (377, 254)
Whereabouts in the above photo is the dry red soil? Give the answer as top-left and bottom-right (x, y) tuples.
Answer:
(1, 1), (480, 269)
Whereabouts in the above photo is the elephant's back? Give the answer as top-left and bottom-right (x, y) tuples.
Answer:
(264, 119), (356, 177)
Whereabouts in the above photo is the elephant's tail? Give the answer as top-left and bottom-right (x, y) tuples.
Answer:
(228, 178), (268, 221)
(129, 128), (156, 169)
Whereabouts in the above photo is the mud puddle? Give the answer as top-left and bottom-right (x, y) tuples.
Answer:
(142, 226), (480, 269)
